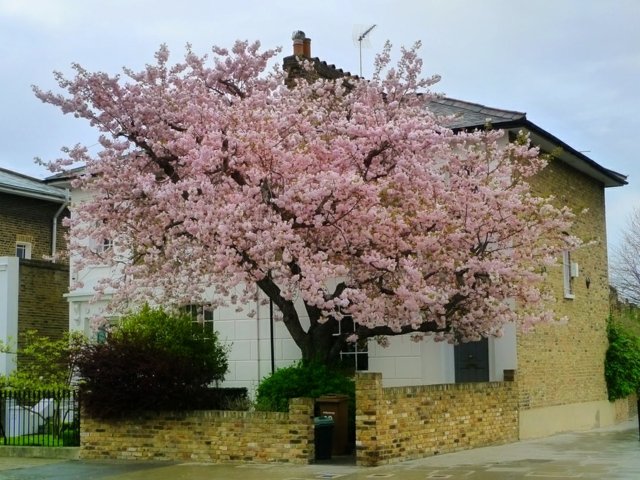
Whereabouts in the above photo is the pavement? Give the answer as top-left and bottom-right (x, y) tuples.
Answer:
(0, 418), (638, 479)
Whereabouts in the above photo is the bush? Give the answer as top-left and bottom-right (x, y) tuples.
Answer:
(76, 306), (229, 418)
(255, 361), (354, 412)
(605, 318), (640, 401)
(110, 305), (229, 383)
(0, 330), (86, 390)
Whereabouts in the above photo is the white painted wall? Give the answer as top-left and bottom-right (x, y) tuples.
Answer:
(489, 322), (518, 381)
(0, 257), (19, 376)
(209, 292), (307, 394)
(368, 324), (517, 388)
(67, 292), (111, 338)
(368, 335), (454, 387)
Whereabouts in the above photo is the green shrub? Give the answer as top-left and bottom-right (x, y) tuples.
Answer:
(110, 305), (229, 383)
(76, 305), (229, 418)
(605, 318), (640, 401)
(0, 330), (86, 390)
(255, 361), (354, 412)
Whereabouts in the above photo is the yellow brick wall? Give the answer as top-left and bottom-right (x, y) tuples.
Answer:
(17, 260), (69, 346)
(614, 394), (638, 423)
(80, 398), (314, 464)
(0, 192), (68, 260)
(356, 373), (518, 466)
(517, 158), (610, 410)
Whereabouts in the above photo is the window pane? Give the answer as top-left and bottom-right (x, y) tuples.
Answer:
(356, 353), (369, 371)
(15, 243), (30, 259)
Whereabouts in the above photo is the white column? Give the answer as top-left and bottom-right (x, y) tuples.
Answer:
(490, 322), (518, 381)
(0, 257), (19, 376)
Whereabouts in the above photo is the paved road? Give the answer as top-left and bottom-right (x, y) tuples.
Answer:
(0, 419), (638, 479)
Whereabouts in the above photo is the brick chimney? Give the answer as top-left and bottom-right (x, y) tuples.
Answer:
(292, 30), (305, 56)
(303, 37), (311, 58)
(292, 30), (311, 58)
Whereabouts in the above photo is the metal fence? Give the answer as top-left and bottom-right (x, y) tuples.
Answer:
(0, 389), (80, 447)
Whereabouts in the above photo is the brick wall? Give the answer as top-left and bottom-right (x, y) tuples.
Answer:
(0, 192), (68, 260)
(80, 397), (314, 463)
(613, 394), (638, 423)
(517, 159), (610, 410)
(356, 372), (518, 466)
(17, 259), (69, 350)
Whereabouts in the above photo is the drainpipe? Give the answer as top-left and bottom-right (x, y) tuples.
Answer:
(51, 189), (70, 261)
(270, 298), (276, 374)
(267, 271), (276, 374)
(256, 289), (261, 382)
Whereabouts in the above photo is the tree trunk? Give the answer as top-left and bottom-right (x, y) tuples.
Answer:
(258, 275), (447, 367)
(258, 276), (347, 366)
(298, 321), (345, 365)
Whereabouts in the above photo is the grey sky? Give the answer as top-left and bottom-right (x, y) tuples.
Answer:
(0, 0), (637, 251)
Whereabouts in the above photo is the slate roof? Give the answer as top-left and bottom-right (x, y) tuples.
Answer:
(426, 97), (626, 187)
(43, 166), (86, 185)
(428, 97), (525, 129)
(0, 167), (68, 202)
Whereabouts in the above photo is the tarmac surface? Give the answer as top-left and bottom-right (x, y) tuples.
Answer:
(0, 418), (638, 479)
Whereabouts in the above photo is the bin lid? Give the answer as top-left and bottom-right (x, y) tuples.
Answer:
(314, 415), (335, 426)
(316, 394), (349, 402)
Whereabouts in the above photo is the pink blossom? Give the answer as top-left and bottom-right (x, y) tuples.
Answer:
(36, 39), (577, 361)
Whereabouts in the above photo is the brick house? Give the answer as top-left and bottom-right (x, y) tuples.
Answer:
(63, 33), (628, 448)
(302, 40), (630, 441)
(284, 34), (629, 438)
(0, 168), (70, 375)
(360, 95), (628, 438)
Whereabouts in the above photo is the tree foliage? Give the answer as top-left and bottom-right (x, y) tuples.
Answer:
(75, 306), (229, 417)
(605, 316), (640, 400)
(0, 330), (86, 390)
(611, 208), (640, 305)
(255, 362), (354, 412)
(109, 304), (229, 381)
(36, 39), (577, 363)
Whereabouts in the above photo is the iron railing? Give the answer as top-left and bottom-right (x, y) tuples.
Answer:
(0, 389), (80, 447)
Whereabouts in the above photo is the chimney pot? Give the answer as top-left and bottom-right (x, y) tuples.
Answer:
(292, 30), (306, 40)
(292, 30), (305, 56)
(303, 37), (311, 58)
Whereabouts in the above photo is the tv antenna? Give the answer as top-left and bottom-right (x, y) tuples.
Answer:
(353, 24), (377, 76)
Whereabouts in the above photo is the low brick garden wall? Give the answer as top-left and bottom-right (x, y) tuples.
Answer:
(80, 375), (521, 466)
(80, 397), (314, 464)
(355, 372), (519, 466)
(614, 393), (638, 423)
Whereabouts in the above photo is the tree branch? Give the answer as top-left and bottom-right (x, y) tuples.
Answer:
(256, 275), (307, 350)
(355, 320), (446, 338)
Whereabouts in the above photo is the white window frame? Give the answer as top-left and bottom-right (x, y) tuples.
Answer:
(15, 242), (32, 260)
(184, 304), (216, 337)
(88, 237), (113, 255)
(333, 317), (369, 371)
(562, 250), (574, 299)
(340, 339), (369, 372)
(99, 238), (113, 253)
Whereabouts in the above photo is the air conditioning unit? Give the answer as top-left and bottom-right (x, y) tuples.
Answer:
(570, 262), (579, 278)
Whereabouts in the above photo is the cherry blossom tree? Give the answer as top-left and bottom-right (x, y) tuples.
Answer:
(35, 40), (577, 363)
